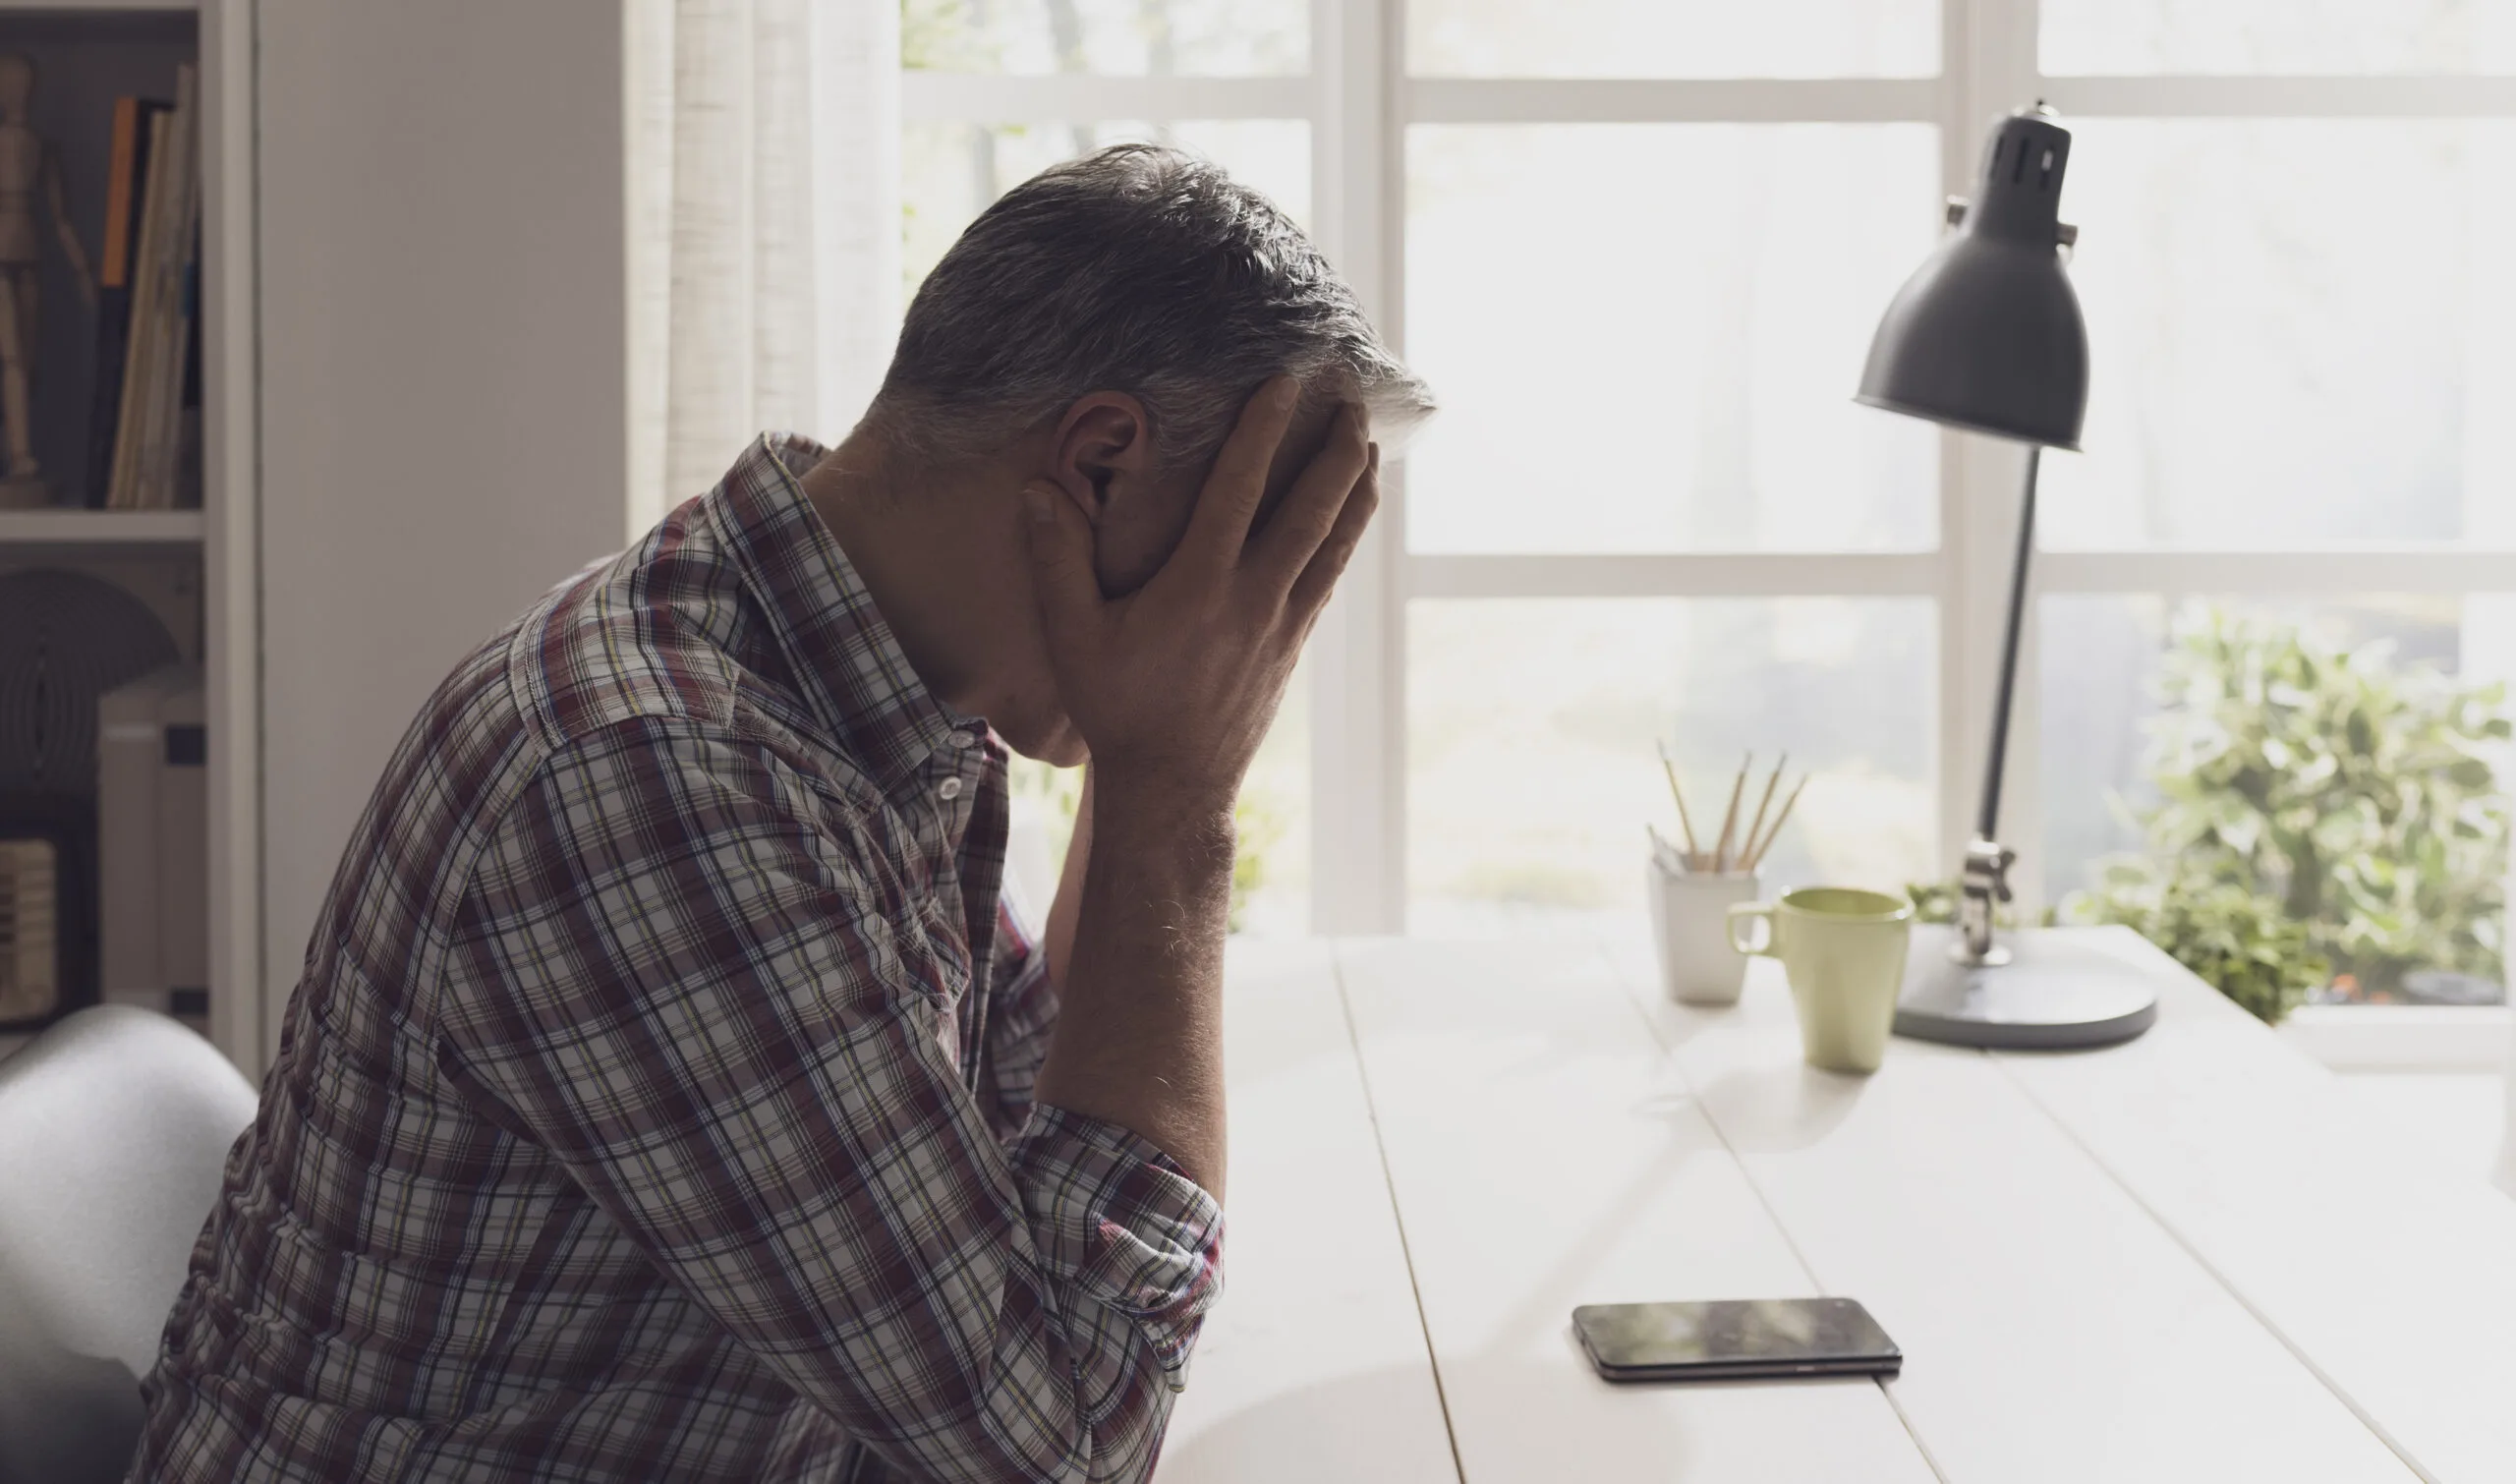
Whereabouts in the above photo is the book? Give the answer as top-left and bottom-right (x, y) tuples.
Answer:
(176, 220), (202, 509)
(80, 96), (136, 509)
(141, 66), (203, 509)
(111, 64), (198, 510)
(107, 105), (171, 508)
(82, 96), (168, 508)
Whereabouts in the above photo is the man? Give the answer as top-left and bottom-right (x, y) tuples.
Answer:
(128, 144), (1432, 1483)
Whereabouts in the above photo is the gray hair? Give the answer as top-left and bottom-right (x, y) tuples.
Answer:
(871, 143), (1433, 469)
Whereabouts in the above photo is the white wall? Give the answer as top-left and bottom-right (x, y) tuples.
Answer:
(257, 0), (628, 1061)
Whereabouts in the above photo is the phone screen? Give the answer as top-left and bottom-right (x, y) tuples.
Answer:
(1573, 1297), (1898, 1377)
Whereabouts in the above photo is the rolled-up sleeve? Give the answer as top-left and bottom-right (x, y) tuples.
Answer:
(1010, 1108), (1220, 1376)
(434, 715), (1222, 1484)
(981, 895), (1059, 1145)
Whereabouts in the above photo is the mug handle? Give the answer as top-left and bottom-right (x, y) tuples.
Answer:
(1728, 901), (1779, 958)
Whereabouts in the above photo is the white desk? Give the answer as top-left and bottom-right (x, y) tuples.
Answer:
(1160, 932), (2516, 1483)
(1157, 941), (1457, 1483)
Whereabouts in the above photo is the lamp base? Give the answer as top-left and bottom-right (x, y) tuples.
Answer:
(1893, 925), (2158, 1051)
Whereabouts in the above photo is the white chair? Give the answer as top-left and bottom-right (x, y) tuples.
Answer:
(0, 1006), (257, 1484)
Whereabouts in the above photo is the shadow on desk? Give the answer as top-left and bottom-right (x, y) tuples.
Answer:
(1161, 1362), (1459, 1483)
(1160, 1349), (1885, 1484)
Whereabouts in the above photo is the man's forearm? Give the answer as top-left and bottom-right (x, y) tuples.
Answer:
(1015, 381), (1378, 1209)
(1027, 776), (1231, 1199)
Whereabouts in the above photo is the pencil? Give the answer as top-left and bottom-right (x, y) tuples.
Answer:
(1710, 752), (1751, 872)
(1657, 740), (1699, 858)
(1647, 824), (1683, 875)
(1738, 752), (1787, 872)
(1744, 774), (1810, 872)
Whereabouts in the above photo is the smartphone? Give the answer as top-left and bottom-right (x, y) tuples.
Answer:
(1572, 1297), (1901, 1384)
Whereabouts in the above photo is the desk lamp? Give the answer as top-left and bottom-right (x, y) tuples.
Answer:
(1856, 105), (2156, 1049)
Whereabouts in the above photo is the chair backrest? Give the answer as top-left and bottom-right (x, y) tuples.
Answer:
(0, 1007), (257, 1484)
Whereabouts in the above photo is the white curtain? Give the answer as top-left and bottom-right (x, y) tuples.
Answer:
(626, 0), (901, 530)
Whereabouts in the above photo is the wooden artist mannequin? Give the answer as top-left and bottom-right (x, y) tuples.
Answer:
(0, 53), (95, 507)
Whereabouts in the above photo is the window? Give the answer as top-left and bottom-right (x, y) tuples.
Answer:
(900, 2), (1319, 934)
(902, 1), (2516, 1018)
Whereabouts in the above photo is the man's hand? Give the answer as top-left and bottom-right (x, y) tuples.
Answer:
(1019, 378), (1378, 1198)
(1022, 376), (1379, 812)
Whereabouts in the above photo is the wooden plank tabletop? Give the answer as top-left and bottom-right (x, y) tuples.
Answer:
(1169, 933), (2515, 1482)
(1987, 931), (2516, 1483)
(1156, 940), (1458, 1484)
(1599, 930), (2418, 1483)
(1337, 938), (1937, 1484)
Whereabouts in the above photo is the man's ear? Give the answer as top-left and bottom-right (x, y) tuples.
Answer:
(1047, 392), (1154, 526)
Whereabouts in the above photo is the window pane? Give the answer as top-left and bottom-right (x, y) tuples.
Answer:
(1005, 666), (1308, 939)
(2041, 0), (2516, 75)
(1409, 0), (1938, 78)
(2042, 121), (2516, 549)
(1405, 125), (1940, 554)
(2041, 594), (2515, 1006)
(1409, 599), (1937, 936)
(903, 0), (1304, 75)
(1234, 655), (1311, 937)
(903, 121), (1311, 294)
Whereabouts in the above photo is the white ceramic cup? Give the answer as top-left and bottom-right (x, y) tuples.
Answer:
(1647, 859), (1763, 1006)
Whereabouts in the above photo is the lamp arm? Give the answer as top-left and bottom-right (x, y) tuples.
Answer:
(1954, 446), (2037, 963)
(1978, 444), (2040, 841)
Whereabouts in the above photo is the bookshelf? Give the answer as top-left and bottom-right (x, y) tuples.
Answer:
(0, 4), (199, 14)
(0, 506), (200, 543)
(0, 0), (257, 1073)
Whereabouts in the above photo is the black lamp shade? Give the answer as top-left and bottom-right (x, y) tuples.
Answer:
(1857, 110), (2089, 450)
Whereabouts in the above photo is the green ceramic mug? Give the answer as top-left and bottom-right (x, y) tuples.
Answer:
(1727, 887), (1916, 1074)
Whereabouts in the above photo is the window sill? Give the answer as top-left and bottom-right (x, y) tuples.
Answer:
(2278, 1004), (2511, 1073)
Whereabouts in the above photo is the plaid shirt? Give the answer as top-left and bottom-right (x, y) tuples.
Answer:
(130, 435), (1224, 1484)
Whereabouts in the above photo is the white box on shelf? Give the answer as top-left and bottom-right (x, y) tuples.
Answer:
(98, 662), (206, 1018)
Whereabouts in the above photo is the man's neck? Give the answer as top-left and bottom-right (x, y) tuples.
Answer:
(796, 429), (1013, 723)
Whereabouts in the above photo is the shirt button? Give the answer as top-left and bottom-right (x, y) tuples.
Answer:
(949, 728), (977, 749)
(938, 776), (964, 802)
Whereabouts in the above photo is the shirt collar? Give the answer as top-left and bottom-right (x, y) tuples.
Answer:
(705, 432), (970, 798)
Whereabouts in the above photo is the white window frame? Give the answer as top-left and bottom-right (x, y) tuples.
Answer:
(903, 0), (2516, 1061)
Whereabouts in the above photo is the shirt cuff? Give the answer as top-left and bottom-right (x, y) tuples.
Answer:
(1008, 1104), (1224, 1374)
(982, 939), (1058, 1146)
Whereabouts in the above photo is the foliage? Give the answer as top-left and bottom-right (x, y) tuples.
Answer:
(1007, 756), (1087, 835)
(1906, 878), (1957, 925)
(901, 0), (998, 71)
(2065, 856), (2330, 1025)
(1904, 879), (2026, 930)
(1229, 789), (1287, 934)
(2058, 605), (2511, 1020)
(1458, 861), (1611, 909)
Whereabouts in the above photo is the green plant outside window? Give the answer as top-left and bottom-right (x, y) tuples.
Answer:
(2055, 606), (2510, 1023)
